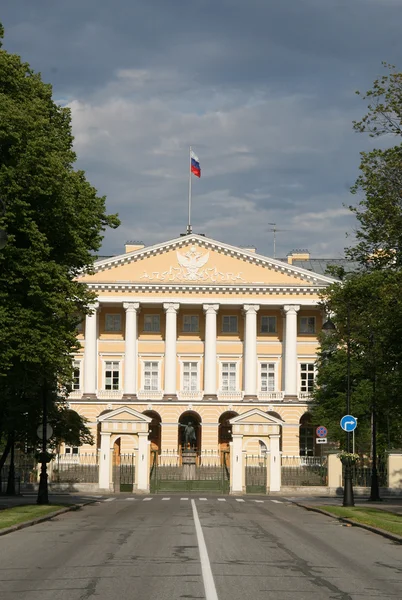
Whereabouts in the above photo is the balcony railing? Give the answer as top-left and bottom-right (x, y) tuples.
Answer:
(137, 390), (164, 400)
(218, 390), (244, 401)
(298, 391), (313, 400)
(258, 391), (284, 401)
(68, 390), (82, 399)
(97, 390), (123, 399)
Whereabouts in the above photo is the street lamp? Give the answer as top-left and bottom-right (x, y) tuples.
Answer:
(322, 314), (355, 507)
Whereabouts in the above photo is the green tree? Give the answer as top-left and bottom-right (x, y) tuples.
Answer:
(0, 25), (119, 461)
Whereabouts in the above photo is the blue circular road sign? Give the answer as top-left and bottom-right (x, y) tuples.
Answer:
(340, 415), (357, 432)
(316, 426), (328, 438)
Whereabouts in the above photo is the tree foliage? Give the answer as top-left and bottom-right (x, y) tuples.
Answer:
(0, 26), (119, 452)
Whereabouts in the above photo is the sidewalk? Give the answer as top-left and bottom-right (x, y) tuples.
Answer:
(0, 492), (94, 510)
(286, 494), (402, 514)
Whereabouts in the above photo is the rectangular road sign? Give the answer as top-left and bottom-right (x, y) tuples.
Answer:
(316, 438), (327, 444)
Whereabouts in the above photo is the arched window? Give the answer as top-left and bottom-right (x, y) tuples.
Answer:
(299, 413), (315, 456)
(143, 410), (162, 453)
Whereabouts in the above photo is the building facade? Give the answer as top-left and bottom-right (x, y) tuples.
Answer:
(67, 233), (335, 480)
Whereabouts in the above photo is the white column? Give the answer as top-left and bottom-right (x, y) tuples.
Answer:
(269, 433), (281, 492)
(137, 432), (150, 492)
(243, 304), (260, 398)
(123, 302), (140, 399)
(283, 304), (300, 398)
(99, 432), (112, 490)
(230, 435), (244, 494)
(83, 302), (99, 397)
(163, 303), (180, 399)
(203, 304), (219, 399)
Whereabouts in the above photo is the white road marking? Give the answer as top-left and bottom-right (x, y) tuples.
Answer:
(270, 500), (282, 504)
(105, 497), (116, 502)
(126, 497), (136, 501)
(235, 498), (245, 502)
(180, 498), (189, 501)
(162, 497), (170, 501)
(217, 498), (226, 502)
(199, 497), (207, 501)
(191, 500), (219, 600)
(254, 500), (264, 503)
(143, 497), (152, 501)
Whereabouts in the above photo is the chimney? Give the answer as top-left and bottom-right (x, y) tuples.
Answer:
(287, 249), (310, 265)
(125, 241), (145, 253)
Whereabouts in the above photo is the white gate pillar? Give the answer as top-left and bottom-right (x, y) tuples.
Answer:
(230, 434), (244, 494)
(99, 432), (112, 490)
(137, 432), (150, 492)
(269, 432), (281, 492)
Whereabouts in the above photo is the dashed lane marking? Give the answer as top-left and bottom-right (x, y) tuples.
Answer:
(143, 497), (153, 501)
(199, 498), (208, 501)
(235, 499), (245, 502)
(270, 500), (282, 503)
(162, 497), (170, 501)
(217, 498), (226, 502)
(254, 500), (264, 503)
(180, 498), (189, 501)
(105, 497), (116, 502)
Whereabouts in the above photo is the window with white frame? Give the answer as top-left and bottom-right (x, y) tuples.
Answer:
(183, 315), (199, 332)
(183, 362), (198, 391)
(300, 363), (315, 393)
(222, 315), (238, 333)
(144, 314), (160, 332)
(143, 361), (159, 391)
(299, 316), (316, 334)
(260, 362), (276, 392)
(221, 362), (237, 391)
(65, 446), (79, 455)
(105, 361), (120, 390)
(73, 361), (81, 390)
(261, 316), (277, 334)
(105, 314), (122, 332)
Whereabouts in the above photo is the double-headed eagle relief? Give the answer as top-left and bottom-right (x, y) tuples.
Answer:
(140, 246), (245, 283)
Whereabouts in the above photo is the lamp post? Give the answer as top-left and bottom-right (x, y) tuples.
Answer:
(37, 383), (49, 505)
(322, 312), (355, 507)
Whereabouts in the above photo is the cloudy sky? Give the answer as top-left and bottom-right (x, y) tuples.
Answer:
(2, 1), (401, 259)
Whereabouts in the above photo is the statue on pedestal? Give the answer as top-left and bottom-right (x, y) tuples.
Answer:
(179, 421), (196, 449)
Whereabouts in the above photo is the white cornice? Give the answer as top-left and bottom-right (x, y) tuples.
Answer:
(92, 295), (321, 306)
(86, 284), (326, 296)
(87, 234), (336, 285)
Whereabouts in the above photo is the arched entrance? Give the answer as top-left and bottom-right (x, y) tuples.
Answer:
(267, 411), (283, 451)
(178, 411), (201, 453)
(299, 413), (316, 457)
(218, 411), (239, 451)
(143, 410), (162, 453)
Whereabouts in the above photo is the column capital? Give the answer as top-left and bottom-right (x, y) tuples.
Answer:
(242, 304), (260, 316)
(203, 304), (219, 315)
(163, 303), (180, 314)
(123, 302), (140, 312)
(282, 304), (300, 315)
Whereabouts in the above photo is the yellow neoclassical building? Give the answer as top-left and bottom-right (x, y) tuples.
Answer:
(66, 233), (337, 492)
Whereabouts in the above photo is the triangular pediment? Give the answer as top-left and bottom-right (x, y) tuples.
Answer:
(97, 406), (152, 423)
(230, 408), (284, 426)
(78, 235), (336, 288)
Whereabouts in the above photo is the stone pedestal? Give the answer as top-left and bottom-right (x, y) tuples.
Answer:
(182, 450), (197, 480)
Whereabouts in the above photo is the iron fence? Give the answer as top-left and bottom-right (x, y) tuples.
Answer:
(51, 453), (99, 484)
(245, 454), (267, 494)
(343, 457), (387, 488)
(281, 455), (327, 486)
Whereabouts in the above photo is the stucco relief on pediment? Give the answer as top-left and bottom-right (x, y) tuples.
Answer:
(139, 245), (245, 284)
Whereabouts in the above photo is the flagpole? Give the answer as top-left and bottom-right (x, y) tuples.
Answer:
(187, 146), (192, 234)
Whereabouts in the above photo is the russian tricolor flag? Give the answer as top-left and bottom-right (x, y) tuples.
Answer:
(190, 150), (201, 178)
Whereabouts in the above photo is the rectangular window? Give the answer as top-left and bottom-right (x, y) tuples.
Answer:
(299, 316), (316, 334)
(300, 363), (315, 393)
(105, 361), (120, 390)
(221, 362), (237, 391)
(144, 314), (161, 332)
(183, 362), (198, 391)
(300, 427), (314, 456)
(183, 315), (199, 332)
(105, 314), (122, 332)
(261, 316), (277, 334)
(65, 446), (79, 455)
(260, 363), (275, 392)
(73, 361), (81, 390)
(222, 315), (238, 333)
(144, 361), (159, 391)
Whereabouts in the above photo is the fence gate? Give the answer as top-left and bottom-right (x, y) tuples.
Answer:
(113, 453), (135, 492)
(150, 451), (230, 494)
(245, 455), (267, 494)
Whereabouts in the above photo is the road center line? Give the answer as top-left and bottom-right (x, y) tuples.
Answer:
(191, 500), (219, 600)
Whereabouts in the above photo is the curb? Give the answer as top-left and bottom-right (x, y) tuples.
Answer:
(0, 500), (97, 537)
(291, 501), (402, 544)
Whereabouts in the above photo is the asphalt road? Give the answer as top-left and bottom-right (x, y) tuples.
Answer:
(0, 495), (401, 600)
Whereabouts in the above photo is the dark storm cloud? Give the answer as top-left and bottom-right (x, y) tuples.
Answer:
(1, 1), (400, 258)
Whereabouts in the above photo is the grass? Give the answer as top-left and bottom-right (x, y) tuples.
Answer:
(318, 505), (402, 536)
(0, 505), (67, 530)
